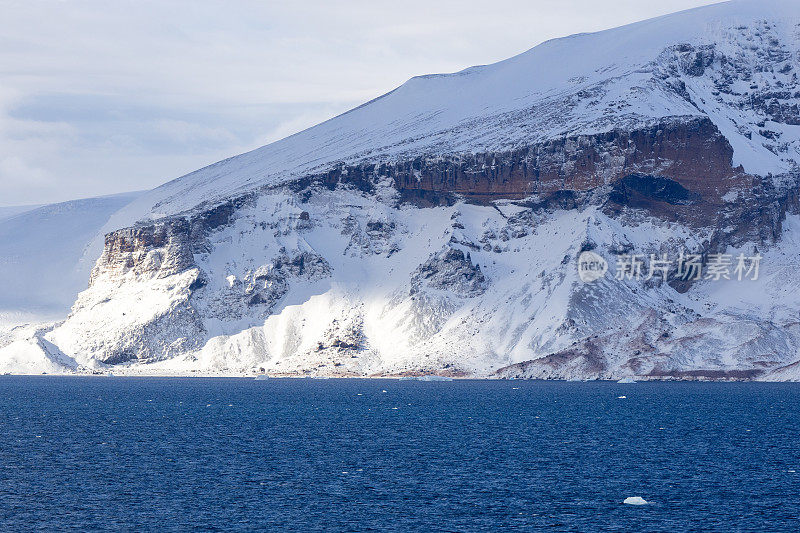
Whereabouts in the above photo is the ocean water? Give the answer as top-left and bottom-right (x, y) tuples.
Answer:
(0, 377), (798, 532)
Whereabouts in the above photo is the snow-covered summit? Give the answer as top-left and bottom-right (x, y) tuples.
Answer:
(111, 0), (800, 226)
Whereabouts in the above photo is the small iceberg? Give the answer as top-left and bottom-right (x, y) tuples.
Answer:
(617, 377), (636, 383)
(254, 374), (269, 380)
(623, 496), (648, 506)
(617, 395), (627, 399)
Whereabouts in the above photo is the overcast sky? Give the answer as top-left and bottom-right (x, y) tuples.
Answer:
(0, 0), (722, 207)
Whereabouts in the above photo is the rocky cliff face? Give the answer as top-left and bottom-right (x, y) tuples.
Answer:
(48, 149), (799, 375)
(91, 219), (196, 284)
(389, 117), (746, 204)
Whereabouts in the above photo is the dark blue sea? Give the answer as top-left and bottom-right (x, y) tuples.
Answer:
(0, 377), (798, 531)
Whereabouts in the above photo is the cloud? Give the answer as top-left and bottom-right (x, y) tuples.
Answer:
(0, 0), (721, 206)
(0, 155), (50, 187)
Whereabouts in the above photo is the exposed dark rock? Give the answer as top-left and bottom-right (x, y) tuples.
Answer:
(91, 218), (195, 284)
(494, 342), (606, 379)
(608, 174), (701, 207)
(411, 248), (486, 297)
(342, 216), (398, 257)
(387, 117), (744, 205)
(243, 252), (331, 310)
(647, 368), (763, 380)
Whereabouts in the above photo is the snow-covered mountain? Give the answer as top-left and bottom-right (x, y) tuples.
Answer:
(0, 193), (141, 328)
(3, 0), (800, 379)
(0, 193), (142, 373)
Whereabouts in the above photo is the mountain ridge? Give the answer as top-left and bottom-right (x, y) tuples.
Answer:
(3, 0), (800, 379)
(105, 0), (800, 227)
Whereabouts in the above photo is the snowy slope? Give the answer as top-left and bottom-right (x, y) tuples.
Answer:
(0, 205), (40, 222)
(37, 186), (800, 378)
(106, 0), (800, 227)
(4, 0), (800, 378)
(0, 193), (141, 332)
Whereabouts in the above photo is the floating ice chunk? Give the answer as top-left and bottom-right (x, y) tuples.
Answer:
(623, 497), (648, 505)
(617, 378), (636, 383)
(381, 390), (388, 393)
(617, 395), (627, 399)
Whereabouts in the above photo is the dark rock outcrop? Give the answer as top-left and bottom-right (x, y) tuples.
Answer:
(411, 248), (486, 297)
(91, 218), (195, 284)
(387, 117), (745, 204)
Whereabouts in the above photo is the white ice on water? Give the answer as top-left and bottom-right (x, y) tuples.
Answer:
(623, 496), (648, 505)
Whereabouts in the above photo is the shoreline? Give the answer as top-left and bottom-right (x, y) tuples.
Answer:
(2, 372), (799, 383)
